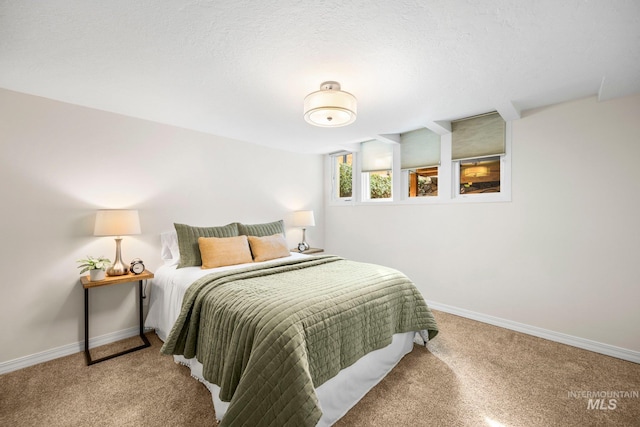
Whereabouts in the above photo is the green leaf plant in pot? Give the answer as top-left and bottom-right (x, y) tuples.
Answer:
(77, 256), (111, 281)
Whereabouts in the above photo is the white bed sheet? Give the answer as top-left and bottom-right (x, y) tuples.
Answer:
(145, 253), (415, 426)
(146, 252), (311, 341)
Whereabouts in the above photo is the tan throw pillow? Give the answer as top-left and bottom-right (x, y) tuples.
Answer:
(174, 222), (239, 268)
(198, 235), (253, 269)
(247, 234), (290, 262)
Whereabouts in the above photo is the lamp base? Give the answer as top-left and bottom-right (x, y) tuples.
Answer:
(298, 228), (310, 252)
(107, 237), (129, 276)
(106, 263), (128, 276)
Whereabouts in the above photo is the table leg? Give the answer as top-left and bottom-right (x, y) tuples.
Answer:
(84, 288), (90, 364)
(138, 279), (150, 347)
(84, 279), (151, 366)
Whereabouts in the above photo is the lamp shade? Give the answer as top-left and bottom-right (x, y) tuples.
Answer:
(292, 210), (315, 228)
(304, 81), (357, 127)
(94, 210), (141, 236)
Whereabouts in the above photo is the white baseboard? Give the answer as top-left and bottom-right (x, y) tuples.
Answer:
(3, 303), (638, 375)
(0, 326), (155, 375)
(427, 301), (640, 364)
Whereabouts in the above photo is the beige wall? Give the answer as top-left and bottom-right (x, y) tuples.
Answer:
(325, 94), (640, 354)
(2, 89), (637, 367)
(0, 88), (324, 364)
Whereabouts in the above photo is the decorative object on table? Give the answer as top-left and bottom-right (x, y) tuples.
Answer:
(292, 210), (315, 252)
(304, 81), (357, 127)
(76, 256), (111, 281)
(129, 258), (145, 275)
(94, 209), (141, 276)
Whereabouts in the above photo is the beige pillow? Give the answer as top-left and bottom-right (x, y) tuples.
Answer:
(247, 234), (290, 262)
(198, 235), (253, 269)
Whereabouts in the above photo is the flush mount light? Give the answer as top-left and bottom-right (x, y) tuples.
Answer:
(303, 81), (357, 127)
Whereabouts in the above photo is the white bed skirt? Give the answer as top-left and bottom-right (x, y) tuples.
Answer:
(175, 331), (416, 426)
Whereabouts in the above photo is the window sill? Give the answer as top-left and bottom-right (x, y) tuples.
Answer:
(328, 193), (511, 207)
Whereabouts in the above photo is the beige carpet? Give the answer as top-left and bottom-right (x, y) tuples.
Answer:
(1, 311), (639, 426)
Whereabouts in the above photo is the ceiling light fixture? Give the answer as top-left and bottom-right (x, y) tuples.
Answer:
(304, 81), (357, 127)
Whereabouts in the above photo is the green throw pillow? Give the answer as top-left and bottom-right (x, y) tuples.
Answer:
(238, 219), (285, 237)
(174, 222), (239, 268)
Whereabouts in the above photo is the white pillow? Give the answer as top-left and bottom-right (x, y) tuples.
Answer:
(160, 230), (180, 266)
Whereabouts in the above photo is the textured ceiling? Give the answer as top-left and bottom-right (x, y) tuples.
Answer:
(1, 0), (639, 154)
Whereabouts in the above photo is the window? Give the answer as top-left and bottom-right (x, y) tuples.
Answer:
(400, 128), (441, 198)
(452, 112), (506, 198)
(361, 140), (393, 201)
(363, 171), (392, 199)
(331, 152), (353, 200)
(325, 111), (511, 205)
(459, 156), (500, 194)
(409, 167), (438, 197)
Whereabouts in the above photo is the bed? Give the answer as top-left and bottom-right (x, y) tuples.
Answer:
(145, 222), (438, 426)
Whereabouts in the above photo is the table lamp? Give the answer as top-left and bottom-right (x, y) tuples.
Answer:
(94, 209), (141, 276)
(292, 210), (315, 251)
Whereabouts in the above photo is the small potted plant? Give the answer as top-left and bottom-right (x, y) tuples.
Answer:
(77, 256), (111, 281)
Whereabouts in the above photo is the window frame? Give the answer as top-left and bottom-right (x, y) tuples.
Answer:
(450, 120), (512, 203)
(329, 151), (355, 203)
(359, 140), (397, 204)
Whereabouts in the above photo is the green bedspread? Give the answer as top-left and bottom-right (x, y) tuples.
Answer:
(161, 255), (438, 426)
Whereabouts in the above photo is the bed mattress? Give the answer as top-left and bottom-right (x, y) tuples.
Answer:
(145, 253), (420, 425)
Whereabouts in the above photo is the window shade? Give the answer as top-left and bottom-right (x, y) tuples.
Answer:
(400, 128), (441, 170)
(361, 139), (393, 172)
(452, 112), (505, 161)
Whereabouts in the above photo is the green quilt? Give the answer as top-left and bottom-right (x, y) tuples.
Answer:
(161, 255), (438, 426)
